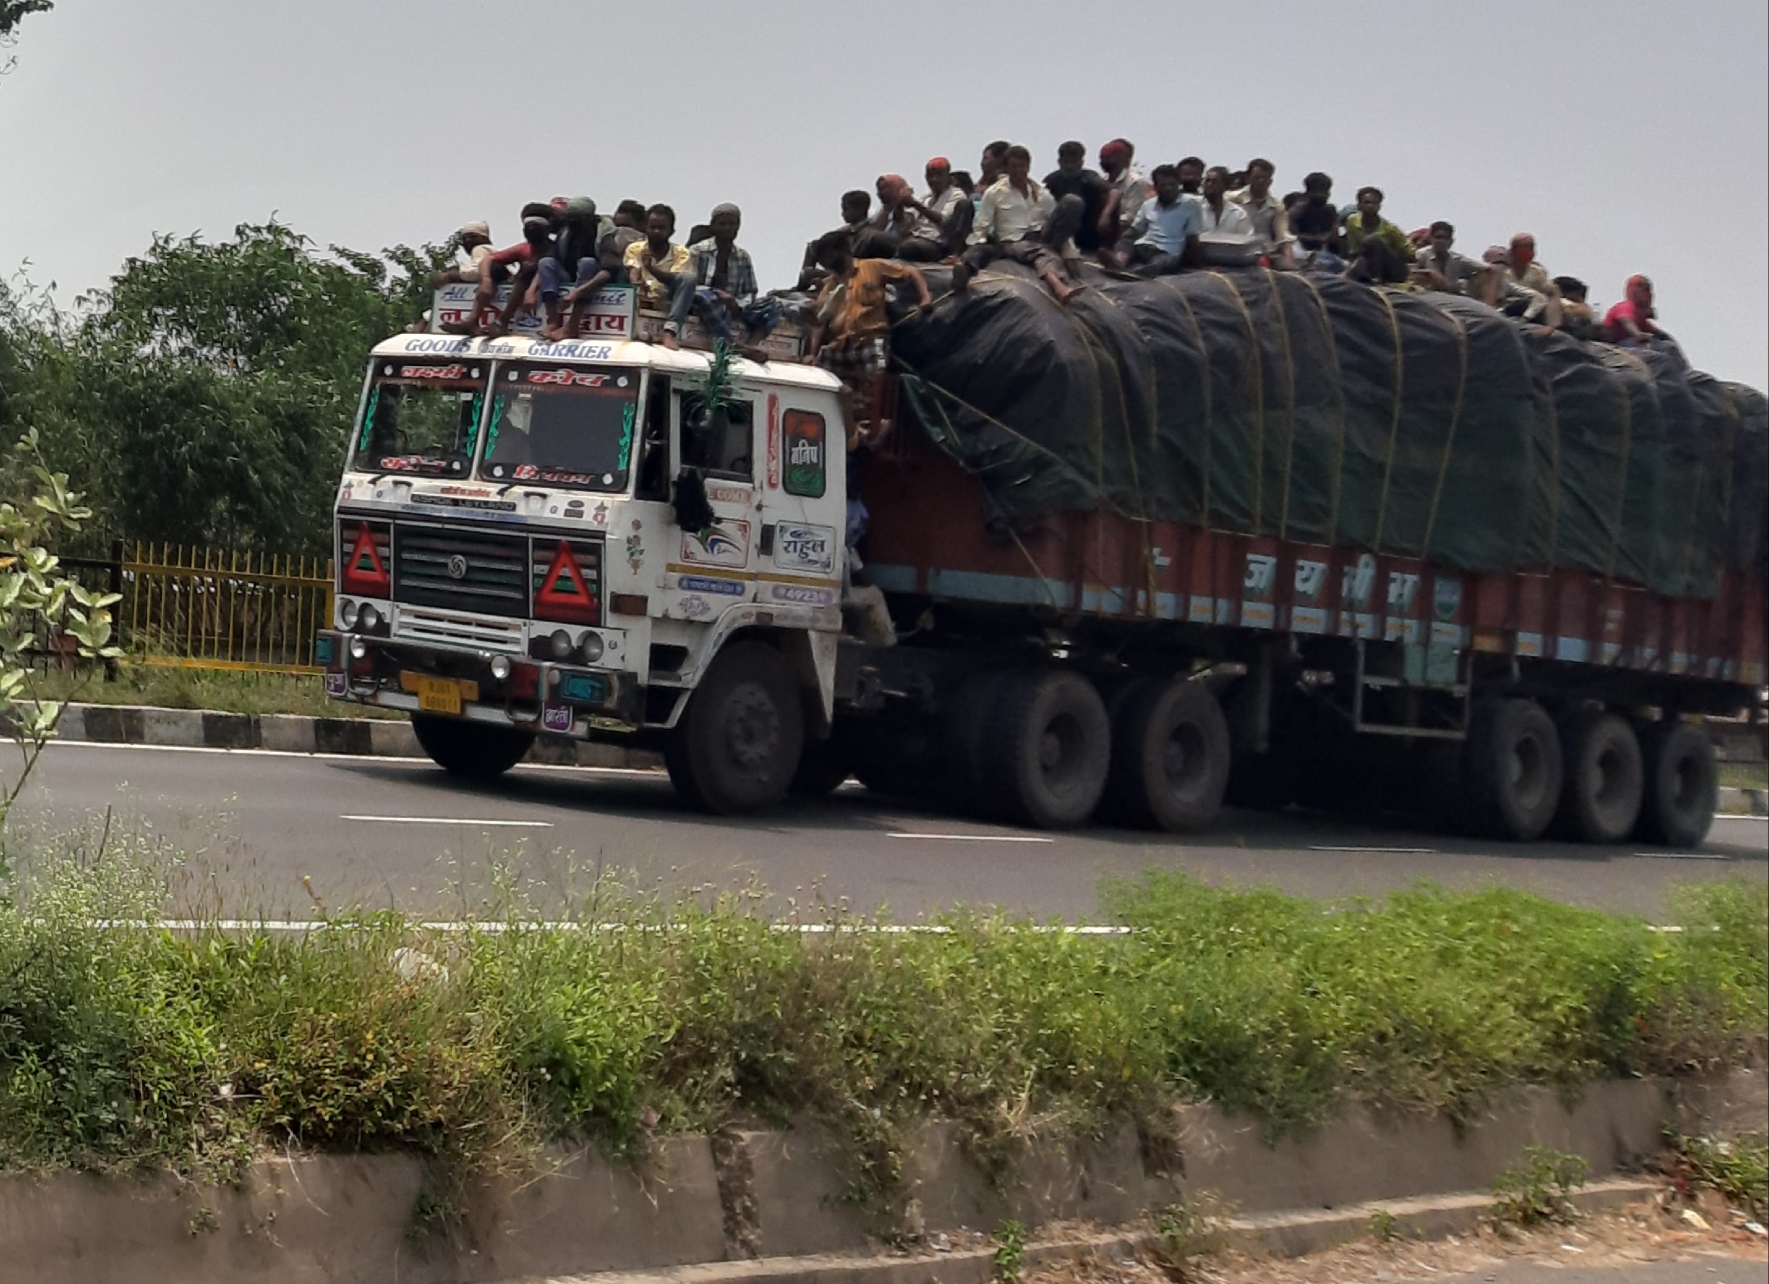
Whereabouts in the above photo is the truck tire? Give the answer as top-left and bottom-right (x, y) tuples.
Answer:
(665, 641), (805, 816)
(410, 713), (535, 780)
(1462, 698), (1562, 841)
(940, 670), (1014, 814)
(1553, 712), (1643, 844)
(1636, 720), (1717, 849)
(790, 728), (854, 797)
(979, 670), (1110, 829)
(850, 707), (944, 803)
(1101, 678), (1231, 832)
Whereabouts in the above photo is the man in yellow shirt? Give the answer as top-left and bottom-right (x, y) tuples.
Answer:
(622, 203), (693, 327)
(1342, 186), (1415, 265)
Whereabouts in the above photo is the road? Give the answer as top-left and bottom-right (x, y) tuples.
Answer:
(8, 740), (1765, 921)
(1445, 1264), (1766, 1283)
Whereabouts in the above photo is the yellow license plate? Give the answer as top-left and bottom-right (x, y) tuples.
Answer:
(400, 672), (479, 715)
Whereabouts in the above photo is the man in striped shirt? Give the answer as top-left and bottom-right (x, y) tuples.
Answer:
(662, 203), (780, 352)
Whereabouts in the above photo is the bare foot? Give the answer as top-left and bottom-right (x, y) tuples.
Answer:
(439, 320), (473, 335)
(539, 322), (567, 341)
(660, 331), (680, 351)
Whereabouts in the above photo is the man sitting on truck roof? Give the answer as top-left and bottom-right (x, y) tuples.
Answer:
(1341, 187), (1415, 266)
(444, 205), (554, 336)
(539, 197), (614, 340)
(1228, 159), (1295, 269)
(954, 145), (1085, 303)
(1290, 172), (1344, 265)
(1111, 163), (1201, 277)
(1097, 139), (1148, 252)
(1603, 274), (1667, 347)
(433, 220), (495, 288)
(893, 157), (972, 262)
(1175, 156), (1205, 195)
(624, 203), (692, 314)
(663, 204), (780, 355)
(1044, 141), (1110, 255)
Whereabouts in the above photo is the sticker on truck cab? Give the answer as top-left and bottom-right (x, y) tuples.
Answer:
(772, 522), (835, 576)
(680, 518), (750, 569)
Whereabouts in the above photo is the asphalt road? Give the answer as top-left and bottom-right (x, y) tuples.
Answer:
(9, 740), (1766, 921)
(1445, 1263), (1767, 1283)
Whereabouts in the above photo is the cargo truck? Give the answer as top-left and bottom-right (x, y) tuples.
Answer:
(320, 272), (1766, 848)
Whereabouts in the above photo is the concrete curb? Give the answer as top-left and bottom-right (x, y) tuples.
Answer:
(52, 702), (663, 771)
(1718, 785), (1769, 816)
(0, 1072), (1758, 1284)
(507, 1179), (1660, 1284)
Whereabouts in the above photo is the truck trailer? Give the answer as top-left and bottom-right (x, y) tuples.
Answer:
(319, 270), (1766, 848)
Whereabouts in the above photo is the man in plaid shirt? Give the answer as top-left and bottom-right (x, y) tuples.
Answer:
(663, 203), (780, 352)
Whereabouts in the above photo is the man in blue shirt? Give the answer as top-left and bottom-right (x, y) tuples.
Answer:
(1110, 164), (1201, 277)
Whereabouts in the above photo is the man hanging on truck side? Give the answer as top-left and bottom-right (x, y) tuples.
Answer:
(808, 228), (933, 438)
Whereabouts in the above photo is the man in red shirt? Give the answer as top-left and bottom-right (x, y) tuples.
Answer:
(444, 205), (554, 336)
(1604, 275), (1665, 347)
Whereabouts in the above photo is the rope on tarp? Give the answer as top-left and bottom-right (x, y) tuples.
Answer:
(1205, 270), (1267, 535)
(1155, 277), (1215, 527)
(1416, 297), (1471, 561)
(1287, 272), (1350, 548)
(1265, 267), (1301, 542)
(1369, 285), (1407, 554)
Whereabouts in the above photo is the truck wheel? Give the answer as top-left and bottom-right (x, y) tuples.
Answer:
(1102, 678), (1230, 832)
(666, 641), (804, 816)
(1636, 720), (1717, 849)
(941, 670), (1013, 814)
(790, 728), (854, 797)
(1553, 712), (1643, 843)
(1463, 698), (1563, 841)
(410, 714), (535, 780)
(980, 670), (1110, 829)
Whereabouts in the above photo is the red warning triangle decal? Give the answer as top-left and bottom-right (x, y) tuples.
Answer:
(535, 541), (598, 623)
(341, 523), (388, 594)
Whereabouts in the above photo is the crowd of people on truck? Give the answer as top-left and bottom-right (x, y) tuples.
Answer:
(426, 138), (1675, 435)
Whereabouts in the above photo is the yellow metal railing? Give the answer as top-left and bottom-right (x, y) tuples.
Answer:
(123, 543), (334, 674)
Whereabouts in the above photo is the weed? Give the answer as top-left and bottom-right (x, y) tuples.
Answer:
(1151, 1197), (1224, 1279)
(1674, 1133), (1768, 1219)
(1369, 1206), (1398, 1242)
(992, 1218), (1027, 1282)
(1489, 1146), (1591, 1227)
(407, 1184), (463, 1244)
(187, 1206), (218, 1236)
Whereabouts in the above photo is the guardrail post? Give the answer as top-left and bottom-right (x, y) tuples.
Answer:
(105, 538), (123, 682)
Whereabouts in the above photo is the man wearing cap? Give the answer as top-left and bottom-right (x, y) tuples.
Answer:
(444, 204), (554, 335)
(434, 221), (495, 287)
(663, 203), (780, 353)
(537, 197), (614, 340)
(1097, 139), (1148, 250)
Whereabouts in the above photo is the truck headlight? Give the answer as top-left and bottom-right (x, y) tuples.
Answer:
(548, 628), (574, 659)
(358, 603), (381, 631)
(340, 598), (359, 628)
(579, 631), (604, 664)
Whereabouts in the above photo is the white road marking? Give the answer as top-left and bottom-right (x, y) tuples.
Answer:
(1308, 845), (1439, 854)
(1713, 813), (1767, 823)
(340, 815), (553, 828)
(887, 832), (1054, 844)
(1631, 851), (1731, 860)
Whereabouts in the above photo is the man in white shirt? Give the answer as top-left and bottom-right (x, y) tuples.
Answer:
(955, 145), (1084, 302)
(433, 220), (495, 286)
(1228, 158), (1295, 269)
(894, 157), (973, 262)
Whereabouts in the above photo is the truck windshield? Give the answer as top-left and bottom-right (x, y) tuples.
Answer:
(481, 365), (638, 491)
(350, 358), (486, 476)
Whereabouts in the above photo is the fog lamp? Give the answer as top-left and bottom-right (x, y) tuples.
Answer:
(579, 631), (604, 664)
(489, 655), (513, 681)
(348, 636), (368, 660)
(340, 598), (359, 628)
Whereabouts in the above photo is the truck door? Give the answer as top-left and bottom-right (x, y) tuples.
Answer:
(659, 381), (760, 622)
(754, 390), (843, 616)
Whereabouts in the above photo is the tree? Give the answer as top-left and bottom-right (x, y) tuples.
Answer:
(0, 0), (53, 76)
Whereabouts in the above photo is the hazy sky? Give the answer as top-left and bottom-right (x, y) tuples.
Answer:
(2, 0), (1764, 386)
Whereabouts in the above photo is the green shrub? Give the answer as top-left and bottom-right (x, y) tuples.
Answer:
(1488, 1145), (1590, 1226)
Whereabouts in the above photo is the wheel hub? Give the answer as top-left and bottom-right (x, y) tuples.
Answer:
(722, 682), (780, 771)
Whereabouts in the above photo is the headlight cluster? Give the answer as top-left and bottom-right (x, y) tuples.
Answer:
(338, 598), (384, 632)
(530, 629), (606, 665)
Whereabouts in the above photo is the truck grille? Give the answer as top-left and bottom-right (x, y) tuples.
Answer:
(393, 605), (526, 652)
(394, 525), (528, 616)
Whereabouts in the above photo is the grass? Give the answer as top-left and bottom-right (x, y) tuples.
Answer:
(30, 664), (402, 719)
(1719, 761), (1768, 792)
(0, 832), (1763, 1217)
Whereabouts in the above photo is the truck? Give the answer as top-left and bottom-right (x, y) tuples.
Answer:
(319, 272), (1766, 849)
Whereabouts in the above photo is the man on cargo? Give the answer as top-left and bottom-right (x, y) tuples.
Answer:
(1112, 163), (1201, 276)
(1502, 233), (1554, 297)
(1341, 187), (1415, 266)
(954, 145), (1086, 302)
(1290, 172), (1343, 264)
(1603, 274), (1667, 347)
(1198, 167), (1255, 236)
(1096, 138), (1148, 251)
(625, 204), (693, 314)
(893, 156), (972, 261)
(663, 204), (779, 354)
(809, 228), (933, 432)
(1175, 156), (1205, 195)
(1043, 141), (1110, 254)
(978, 140), (1011, 200)
(1411, 221), (1488, 295)
(1228, 159), (1295, 268)
(1481, 245), (1558, 324)
(1553, 276), (1602, 340)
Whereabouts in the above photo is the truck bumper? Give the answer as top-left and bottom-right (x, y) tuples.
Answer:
(316, 629), (641, 737)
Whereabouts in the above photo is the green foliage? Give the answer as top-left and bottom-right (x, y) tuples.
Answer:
(1675, 1133), (1768, 1218)
(1, 223), (450, 553)
(1488, 1146), (1590, 1226)
(0, 857), (1761, 1208)
(1151, 1196), (1224, 1279)
(1369, 1207), (1399, 1242)
(991, 1218), (1027, 1282)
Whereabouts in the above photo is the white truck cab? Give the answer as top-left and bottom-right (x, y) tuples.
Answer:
(320, 317), (853, 812)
